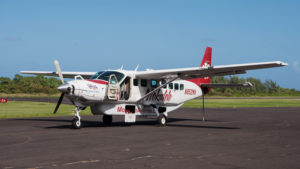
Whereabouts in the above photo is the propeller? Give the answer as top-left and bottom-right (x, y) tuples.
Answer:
(53, 93), (65, 114)
(53, 60), (66, 114)
(54, 60), (64, 84)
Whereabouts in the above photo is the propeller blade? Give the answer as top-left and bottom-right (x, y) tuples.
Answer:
(54, 60), (64, 84)
(53, 93), (65, 114)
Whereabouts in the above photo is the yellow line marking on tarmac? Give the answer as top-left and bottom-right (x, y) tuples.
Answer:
(63, 160), (100, 166)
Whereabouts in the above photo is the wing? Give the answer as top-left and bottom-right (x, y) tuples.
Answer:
(20, 71), (96, 79)
(135, 61), (288, 80)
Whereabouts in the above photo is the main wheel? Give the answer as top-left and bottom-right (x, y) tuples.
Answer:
(103, 115), (113, 126)
(157, 115), (167, 126)
(72, 117), (81, 129)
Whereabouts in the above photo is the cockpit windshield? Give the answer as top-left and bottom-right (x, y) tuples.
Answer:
(90, 71), (104, 80)
(90, 71), (125, 83)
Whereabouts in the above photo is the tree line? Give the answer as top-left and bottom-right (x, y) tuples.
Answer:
(0, 74), (299, 96)
(0, 74), (61, 94)
(208, 76), (300, 96)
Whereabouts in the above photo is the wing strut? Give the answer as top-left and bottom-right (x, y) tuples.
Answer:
(137, 76), (178, 103)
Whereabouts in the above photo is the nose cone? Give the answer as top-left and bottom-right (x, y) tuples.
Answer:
(57, 83), (72, 93)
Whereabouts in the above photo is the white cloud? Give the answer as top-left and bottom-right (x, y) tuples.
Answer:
(293, 61), (300, 73)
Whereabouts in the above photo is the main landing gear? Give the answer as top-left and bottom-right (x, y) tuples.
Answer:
(72, 107), (83, 129)
(157, 114), (167, 126)
(153, 105), (167, 126)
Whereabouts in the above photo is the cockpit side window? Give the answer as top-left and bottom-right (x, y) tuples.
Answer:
(109, 75), (117, 84)
(114, 72), (125, 82)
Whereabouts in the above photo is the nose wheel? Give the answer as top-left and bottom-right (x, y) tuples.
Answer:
(72, 107), (82, 129)
(72, 116), (81, 129)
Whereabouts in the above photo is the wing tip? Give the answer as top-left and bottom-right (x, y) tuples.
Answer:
(276, 61), (288, 66)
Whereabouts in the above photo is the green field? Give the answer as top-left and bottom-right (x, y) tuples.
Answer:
(0, 101), (92, 119)
(182, 98), (300, 108)
(0, 99), (299, 119)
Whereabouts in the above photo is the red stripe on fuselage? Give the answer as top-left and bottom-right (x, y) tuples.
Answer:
(88, 80), (108, 85)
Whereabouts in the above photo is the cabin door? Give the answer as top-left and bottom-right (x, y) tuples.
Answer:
(107, 74), (120, 100)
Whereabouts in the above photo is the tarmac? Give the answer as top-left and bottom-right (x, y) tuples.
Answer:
(0, 107), (300, 169)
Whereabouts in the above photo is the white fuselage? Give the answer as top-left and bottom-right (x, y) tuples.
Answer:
(63, 70), (202, 117)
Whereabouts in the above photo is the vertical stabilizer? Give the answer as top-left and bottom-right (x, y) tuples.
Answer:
(200, 46), (212, 68)
(187, 47), (212, 92)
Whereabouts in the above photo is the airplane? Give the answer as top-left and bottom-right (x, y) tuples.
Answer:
(21, 47), (288, 129)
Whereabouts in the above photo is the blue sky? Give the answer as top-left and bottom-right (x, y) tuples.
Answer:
(0, 0), (299, 89)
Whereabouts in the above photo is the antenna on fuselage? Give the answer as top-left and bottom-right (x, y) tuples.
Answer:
(202, 94), (205, 121)
(134, 64), (139, 72)
(120, 65), (123, 70)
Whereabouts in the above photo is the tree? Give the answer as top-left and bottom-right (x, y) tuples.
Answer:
(264, 80), (280, 94)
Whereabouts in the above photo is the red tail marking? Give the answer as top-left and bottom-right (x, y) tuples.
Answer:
(187, 46), (212, 86)
(200, 46), (212, 67)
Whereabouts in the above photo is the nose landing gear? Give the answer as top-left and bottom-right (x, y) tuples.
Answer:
(72, 116), (81, 129)
(72, 107), (84, 129)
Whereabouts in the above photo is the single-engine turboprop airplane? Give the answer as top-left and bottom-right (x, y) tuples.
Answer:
(21, 47), (287, 129)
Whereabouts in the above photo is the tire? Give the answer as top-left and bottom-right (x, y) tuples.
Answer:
(72, 117), (81, 129)
(157, 115), (167, 126)
(103, 115), (113, 126)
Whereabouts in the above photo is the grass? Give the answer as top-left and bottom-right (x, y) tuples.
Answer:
(0, 99), (299, 119)
(0, 101), (92, 119)
(2, 93), (300, 98)
(0, 93), (60, 98)
(183, 98), (300, 108)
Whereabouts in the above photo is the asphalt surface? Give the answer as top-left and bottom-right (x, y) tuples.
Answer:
(0, 107), (300, 169)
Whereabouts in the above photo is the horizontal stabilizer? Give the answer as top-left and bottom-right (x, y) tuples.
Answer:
(201, 82), (253, 88)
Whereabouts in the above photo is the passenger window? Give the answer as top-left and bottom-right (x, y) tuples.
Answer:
(161, 80), (166, 89)
(151, 80), (157, 88)
(141, 79), (147, 87)
(169, 83), (173, 89)
(180, 84), (184, 90)
(133, 79), (138, 86)
(175, 83), (179, 90)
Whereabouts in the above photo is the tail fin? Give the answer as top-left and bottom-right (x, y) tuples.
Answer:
(187, 47), (212, 90)
(200, 47), (212, 68)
